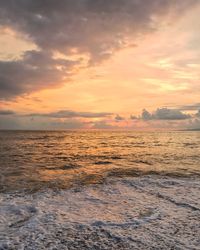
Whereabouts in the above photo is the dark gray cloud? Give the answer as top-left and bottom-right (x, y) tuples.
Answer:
(26, 110), (113, 119)
(0, 109), (15, 115)
(133, 108), (191, 121)
(153, 108), (191, 120)
(141, 109), (153, 120)
(0, 0), (197, 99)
(0, 50), (77, 99)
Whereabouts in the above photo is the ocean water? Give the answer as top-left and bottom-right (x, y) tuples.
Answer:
(1, 130), (200, 249)
(0, 130), (200, 193)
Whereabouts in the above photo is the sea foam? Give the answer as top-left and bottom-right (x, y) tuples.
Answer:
(1, 175), (200, 249)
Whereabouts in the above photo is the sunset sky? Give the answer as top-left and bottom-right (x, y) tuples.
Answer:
(0, 0), (200, 130)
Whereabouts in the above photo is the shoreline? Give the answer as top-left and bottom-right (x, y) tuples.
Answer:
(1, 166), (200, 195)
(1, 175), (200, 249)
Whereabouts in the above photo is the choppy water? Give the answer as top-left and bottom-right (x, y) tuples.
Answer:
(0, 130), (200, 193)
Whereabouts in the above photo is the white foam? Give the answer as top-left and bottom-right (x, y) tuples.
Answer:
(0, 176), (200, 249)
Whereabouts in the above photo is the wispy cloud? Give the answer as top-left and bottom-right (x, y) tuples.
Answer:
(177, 103), (200, 111)
(25, 110), (113, 119)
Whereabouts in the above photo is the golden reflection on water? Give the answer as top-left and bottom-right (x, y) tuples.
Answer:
(0, 131), (200, 192)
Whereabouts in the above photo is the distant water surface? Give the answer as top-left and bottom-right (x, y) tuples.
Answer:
(0, 130), (200, 193)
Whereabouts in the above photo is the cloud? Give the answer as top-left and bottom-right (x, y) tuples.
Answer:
(177, 103), (200, 111)
(115, 114), (124, 121)
(153, 108), (191, 120)
(0, 109), (15, 115)
(26, 110), (113, 118)
(0, 106), (197, 130)
(187, 118), (200, 130)
(133, 107), (191, 121)
(130, 115), (137, 120)
(0, 50), (77, 99)
(196, 110), (200, 117)
(141, 109), (153, 120)
(0, 0), (197, 99)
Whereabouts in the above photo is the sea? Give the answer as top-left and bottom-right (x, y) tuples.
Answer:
(0, 130), (200, 193)
(0, 130), (200, 249)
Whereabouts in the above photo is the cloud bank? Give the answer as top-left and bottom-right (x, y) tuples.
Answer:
(1, 106), (199, 130)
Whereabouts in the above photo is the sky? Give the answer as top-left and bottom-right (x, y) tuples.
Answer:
(0, 0), (200, 130)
